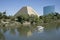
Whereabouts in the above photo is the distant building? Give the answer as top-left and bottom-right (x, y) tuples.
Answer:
(43, 6), (55, 15)
(14, 6), (39, 17)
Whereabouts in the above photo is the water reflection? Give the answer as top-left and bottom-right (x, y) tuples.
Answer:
(0, 27), (7, 33)
(42, 23), (60, 31)
(0, 32), (5, 40)
(9, 28), (16, 35)
(27, 30), (32, 37)
(0, 23), (60, 40)
(17, 25), (33, 37)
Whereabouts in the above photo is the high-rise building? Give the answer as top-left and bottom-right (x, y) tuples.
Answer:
(43, 6), (55, 15)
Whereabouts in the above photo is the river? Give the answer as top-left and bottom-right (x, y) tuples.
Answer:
(0, 24), (60, 40)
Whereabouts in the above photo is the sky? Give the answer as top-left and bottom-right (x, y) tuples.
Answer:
(0, 0), (60, 16)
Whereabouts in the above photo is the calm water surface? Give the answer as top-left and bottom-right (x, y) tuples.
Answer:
(0, 24), (60, 40)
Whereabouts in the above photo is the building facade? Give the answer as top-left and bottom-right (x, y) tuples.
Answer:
(14, 6), (39, 17)
(43, 6), (55, 15)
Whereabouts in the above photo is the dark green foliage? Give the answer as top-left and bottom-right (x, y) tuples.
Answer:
(16, 14), (39, 24)
(0, 11), (9, 19)
(41, 12), (60, 23)
(16, 13), (29, 24)
(29, 15), (39, 24)
(0, 12), (3, 19)
(17, 16), (24, 24)
(39, 16), (43, 19)
(0, 11), (60, 24)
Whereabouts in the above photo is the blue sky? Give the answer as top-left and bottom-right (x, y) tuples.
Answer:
(0, 0), (60, 16)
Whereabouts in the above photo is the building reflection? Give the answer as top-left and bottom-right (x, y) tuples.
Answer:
(17, 25), (34, 37)
(26, 30), (32, 37)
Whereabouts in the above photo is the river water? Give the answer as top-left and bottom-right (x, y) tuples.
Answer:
(0, 24), (60, 40)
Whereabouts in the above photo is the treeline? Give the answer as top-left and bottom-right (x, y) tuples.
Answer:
(16, 14), (40, 24)
(0, 11), (60, 24)
(39, 12), (60, 23)
(0, 11), (15, 21)
(0, 11), (11, 19)
(16, 12), (60, 24)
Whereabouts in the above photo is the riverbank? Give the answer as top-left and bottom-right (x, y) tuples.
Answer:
(0, 18), (60, 28)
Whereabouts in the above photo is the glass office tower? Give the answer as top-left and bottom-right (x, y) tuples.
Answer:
(43, 6), (55, 15)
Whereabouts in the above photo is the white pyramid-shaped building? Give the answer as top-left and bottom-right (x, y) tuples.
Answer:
(15, 6), (39, 17)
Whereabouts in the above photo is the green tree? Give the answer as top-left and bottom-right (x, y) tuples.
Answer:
(17, 13), (29, 24)
(29, 15), (39, 24)
(0, 12), (2, 19)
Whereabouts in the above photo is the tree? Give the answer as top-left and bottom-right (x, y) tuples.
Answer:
(0, 12), (2, 19)
(16, 13), (29, 24)
(17, 16), (24, 24)
(29, 15), (39, 24)
(3, 11), (6, 15)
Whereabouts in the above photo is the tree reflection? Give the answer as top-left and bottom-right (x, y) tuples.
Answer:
(17, 25), (35, 37)
(43, 23), (60, 31)
(0, 32), (5, 40)
(10, 28), (16, 35)
(17, 26), (30, 35)
(2, 27), (7, 33)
